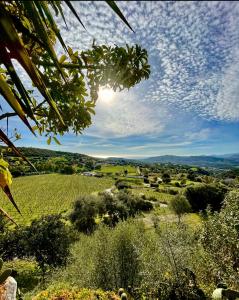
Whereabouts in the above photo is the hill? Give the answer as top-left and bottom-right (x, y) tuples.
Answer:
(142, 154), (239, 168)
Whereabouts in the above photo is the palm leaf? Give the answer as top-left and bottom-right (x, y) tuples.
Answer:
(3, 185), (22, 215)
(0, 47), (37, 123)
(0, 7), (65, 125)
(21, 1), (67, 81)
(64, 1), (86, 30)
(38, 1), (68, 53)
(105, 1), (134, 32)
(0, 73), (35, 134)
(0, 207), (17, 226)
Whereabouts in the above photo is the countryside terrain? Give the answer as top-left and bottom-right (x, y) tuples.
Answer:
(0, 147), (238, 299)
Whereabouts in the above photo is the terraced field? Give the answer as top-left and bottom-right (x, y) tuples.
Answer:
(0, 174), (114, 225)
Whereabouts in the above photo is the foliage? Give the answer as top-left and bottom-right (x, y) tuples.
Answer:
(70, 196), (98, 234)
(162, 173), (171, 183)
(5, 259), (40, 294)
(26, 214), (73, 277)
(43, 220), (212, 299)
(70, 191), (153, 233)
(60, 165), (76, 174)
(0, 1), (149, 141)
(185, 184), (228, 212)
(0, 258), (12, 285)
(169, 195), (191, 222)
(32, 287), (120, 300)
(200, 191), (239, 288)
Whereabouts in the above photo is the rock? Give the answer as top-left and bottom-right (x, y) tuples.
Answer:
(0, 277), (17, 300)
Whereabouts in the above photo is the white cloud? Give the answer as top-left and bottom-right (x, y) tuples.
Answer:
(85, 90), (169, 138)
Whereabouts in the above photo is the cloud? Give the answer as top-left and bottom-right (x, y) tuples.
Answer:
(85, 90), (169, 138)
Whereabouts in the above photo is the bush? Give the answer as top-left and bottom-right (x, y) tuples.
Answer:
(185, 184), (227, 212)
(70, 196), (98, 234)
(200, 191), (239, 287)
(162, 173), (171, 183)
(115, 180), (130, 190)
(174, 182), (181, 187)
(60, 165), (76, 174)
(33, 287), (120, 300)
(27, 215), (73, 278)
(150, 182), (159, 188)
(168, 189), (179, 195)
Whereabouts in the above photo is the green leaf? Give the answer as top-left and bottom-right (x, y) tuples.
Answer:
(59, 54), (67, 64)
(64, 1), (86, 30)
(105, 1), (135, 32)
(32, 125), (38, 131)
(53, 136), (61, 145)
(88, 107), (95, 115)
(47, 136), (52, 145)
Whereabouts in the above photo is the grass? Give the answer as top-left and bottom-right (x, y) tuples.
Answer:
(99, 164), (137, 175)
(0, 174), (113, 225)
(132, 188), (175, 203)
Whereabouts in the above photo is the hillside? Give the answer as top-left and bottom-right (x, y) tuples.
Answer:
(142, 154), (239, 168)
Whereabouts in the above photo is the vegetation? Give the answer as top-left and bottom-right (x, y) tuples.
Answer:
(169, 195), (191, 223)
(70, 191), (153, 233)
(185, 184), (228, 212)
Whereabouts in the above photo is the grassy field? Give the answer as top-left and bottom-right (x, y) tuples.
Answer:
(99, 164), (137, 175)
(132, 188), (175, 203)
(0, 174), (114, 225)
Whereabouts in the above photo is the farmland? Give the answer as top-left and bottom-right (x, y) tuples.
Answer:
(0, 174), (114, 225)
(99, 164), (137, 175)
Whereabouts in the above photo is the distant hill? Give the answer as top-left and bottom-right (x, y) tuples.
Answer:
(0, 146), (95, 162)
(142, 154), (239, 168)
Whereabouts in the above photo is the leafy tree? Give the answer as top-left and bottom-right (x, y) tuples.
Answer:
(169, 195), (191, 223)
(70, 196), (98, 234)
(185, 184), (227, 212)
(26, 214), (72, 280)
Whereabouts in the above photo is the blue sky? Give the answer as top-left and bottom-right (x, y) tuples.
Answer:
(2, 1), (239, 158)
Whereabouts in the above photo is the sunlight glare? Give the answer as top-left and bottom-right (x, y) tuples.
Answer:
(98, 87), (115, 103)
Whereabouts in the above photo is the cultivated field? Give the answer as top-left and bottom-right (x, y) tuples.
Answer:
(99, 164), (137, 175)
(0, 174), (114, 225)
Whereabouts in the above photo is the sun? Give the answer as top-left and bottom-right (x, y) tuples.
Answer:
(98, 87), (115, 103)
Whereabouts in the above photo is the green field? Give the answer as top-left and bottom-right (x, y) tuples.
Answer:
(132, 188), (175, 203)
(0, 174), (114, 225)
(99, 164), (137, 175)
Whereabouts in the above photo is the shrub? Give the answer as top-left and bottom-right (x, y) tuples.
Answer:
(70, 196), (98, 234)
(115, 180), (130, 190)
(185, 184), (227, 212)
(162, 173), (171, 183)
(26, 215), (73, 278)
(174, 182), (181, 187)
(33, 287), (120, 300)
(60, 165), (76, 174)
(200, 191), (239, 286)
(168, 189), (178, 195)
(150, 182), (159, 188)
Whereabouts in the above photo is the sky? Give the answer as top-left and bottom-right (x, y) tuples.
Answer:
(1, 1), (239, 158)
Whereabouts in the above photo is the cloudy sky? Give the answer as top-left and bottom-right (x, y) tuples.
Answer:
(3, 1), (239, 158)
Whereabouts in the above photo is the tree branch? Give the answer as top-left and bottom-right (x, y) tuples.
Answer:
(0, 112), (17, 121)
